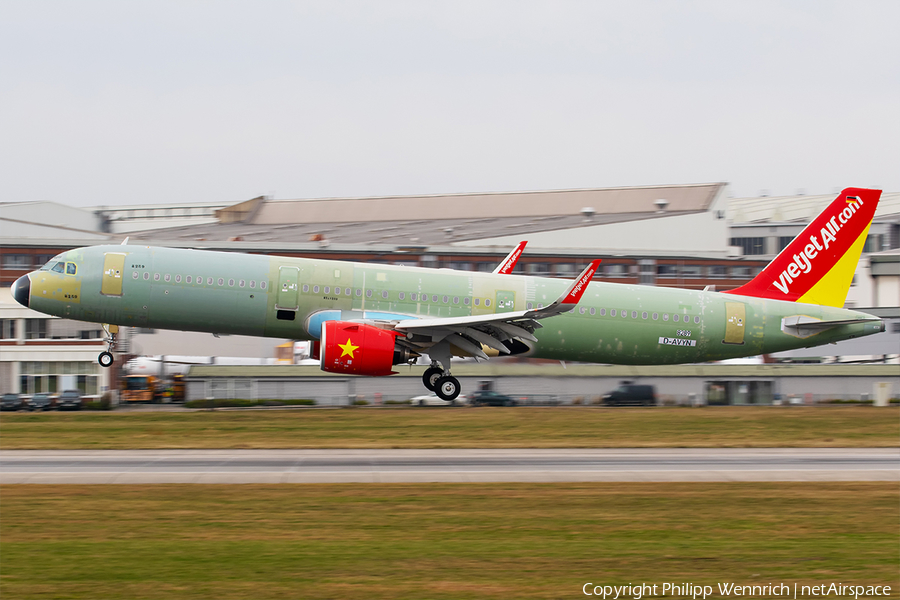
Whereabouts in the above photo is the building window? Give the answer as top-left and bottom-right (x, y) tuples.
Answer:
(2, 254), (31, 269)
(863, 234), (884, 253)
(681, 265), (702, 278)
(606, 264), (628, 278)
(731, 237), (766, 255)
(25, 319), (48, 339)
(708, 266), (727, 278)
(778, 236), (794, 252)
(732, 266), (752, 278)
(0, 319), (16, 339)
(657, 264), (677, 278)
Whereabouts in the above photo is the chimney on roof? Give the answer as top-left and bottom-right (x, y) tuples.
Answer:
(580, 207), (595, 221)
(654, 198), (669, 213)
(444, 227), (455, 238)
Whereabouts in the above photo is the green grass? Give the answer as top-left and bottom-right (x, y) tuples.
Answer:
(1, 406), (898, 449)
(1, 482), (897, 599)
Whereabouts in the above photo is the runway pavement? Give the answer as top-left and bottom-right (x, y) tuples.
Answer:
(1, 448), (897, 484)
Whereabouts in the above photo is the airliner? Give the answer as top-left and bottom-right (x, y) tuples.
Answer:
(11, 188), (885, 401)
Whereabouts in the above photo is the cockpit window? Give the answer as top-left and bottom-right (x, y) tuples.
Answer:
(51, 262), (65, 273)
(66, 262), (77, 275)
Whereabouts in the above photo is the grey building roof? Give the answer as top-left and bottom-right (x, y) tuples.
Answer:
(127, 183), (726, 247)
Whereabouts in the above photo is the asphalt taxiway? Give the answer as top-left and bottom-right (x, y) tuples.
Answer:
(1, 448), (897, 484)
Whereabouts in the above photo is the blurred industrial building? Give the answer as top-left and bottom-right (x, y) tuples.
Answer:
(2, 183), (898, 402)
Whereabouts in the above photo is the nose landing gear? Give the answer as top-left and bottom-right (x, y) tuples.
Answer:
(98, 324), (118, 368)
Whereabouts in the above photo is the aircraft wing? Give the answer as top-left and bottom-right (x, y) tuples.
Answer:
(393, 260), (601, 360)
(492, 241), (528, 274)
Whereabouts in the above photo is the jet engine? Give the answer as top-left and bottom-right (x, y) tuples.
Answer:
(319, 320), (415, 376)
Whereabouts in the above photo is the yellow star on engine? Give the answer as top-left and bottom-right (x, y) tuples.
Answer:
(338, 338), (359, 359)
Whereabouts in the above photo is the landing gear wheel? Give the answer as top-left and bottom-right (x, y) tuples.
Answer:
(98, 351), (114, 368)
(422, 367), (444, 391)
(434, 376), (461, 402)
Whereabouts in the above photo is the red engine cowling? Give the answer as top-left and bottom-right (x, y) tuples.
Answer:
(320, 320), (402, 376)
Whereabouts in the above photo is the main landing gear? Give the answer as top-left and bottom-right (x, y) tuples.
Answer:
(422, 364), (461, 401)
(98, 324), (117, 368)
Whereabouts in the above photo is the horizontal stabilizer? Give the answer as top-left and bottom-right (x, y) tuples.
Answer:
(781, 315), (882, 339)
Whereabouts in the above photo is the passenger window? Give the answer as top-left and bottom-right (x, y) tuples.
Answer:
(485, 299), (491, 307)
(382, 291), (389, 299)
(228, 279), (235, 287)
(622, 310), (627, 318)
(580, 307), (586, 315)
(632, 310), (637, 319)
(250, 280), (256, 289)
(673, 314), (679, 322)
(432, 295), (438, 302)
(590, 308), (595, 315)
(464, 297), (471, 306)
(663, 313), (669, 321)
(610, 309), (617, 317)
(527, 302), (533, 310)
(261, 281), (266, 290)
(442, 295), (449, 303)
(314, 285), (320, 293)
(154, 273), (160, 281)
(164, 274), (171, 282)
(324, 286), (330, 294)
(301, 284), (308, 292)
(176, 275), (182, 283)
(66, 263), (77, 275)
(410, 293), (417, 301)
(599, 308), (606, 316)
(366, 289), (372, 298)
(475, 298), (480, 306)
(642, 311), (648, 319)
(652, 312), (658, 320)
(52, 262), (65, 273)
(144, 272), (150, 280)
(345, 288), (351, 296)
(453, 296), (459, 304)
(694, 316), (700, 324)
(398, 292), (405, 300)
(207, 277), (213, 285)
(186, 276), (192, 284)
(217, 278), (224, 286)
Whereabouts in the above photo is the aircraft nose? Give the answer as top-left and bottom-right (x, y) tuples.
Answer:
(11, 274), (30, 307)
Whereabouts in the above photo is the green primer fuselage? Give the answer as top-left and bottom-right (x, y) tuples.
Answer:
(27, 245), (883, 365)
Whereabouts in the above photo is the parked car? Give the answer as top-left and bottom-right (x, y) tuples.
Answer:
(57, 389), (83, 411)
(1, 393), (23, 411)
(27, 392), (54, 411)
(410, 393), (466, 406)
(469, 390), (517, 407)
(602, 384), (656, 406)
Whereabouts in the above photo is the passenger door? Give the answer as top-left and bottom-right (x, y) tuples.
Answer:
(101, 253), (126, 296)
(723, 302), (746, 345)
(276, 266), (300, 311)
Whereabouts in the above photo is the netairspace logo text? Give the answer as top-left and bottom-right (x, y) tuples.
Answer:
(582, 582), (892, 599)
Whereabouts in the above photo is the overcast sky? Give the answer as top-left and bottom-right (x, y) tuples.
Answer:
(2, 1), (898, 208)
